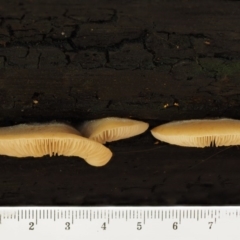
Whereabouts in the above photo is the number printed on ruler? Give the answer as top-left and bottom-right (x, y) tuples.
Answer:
(0, 207), (240, 240)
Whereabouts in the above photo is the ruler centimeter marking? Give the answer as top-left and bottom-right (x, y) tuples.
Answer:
(0, 207), (236, 222)
(1, 207), (240, 240)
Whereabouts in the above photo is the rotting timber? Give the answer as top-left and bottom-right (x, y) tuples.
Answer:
(0, 0), (240, 205)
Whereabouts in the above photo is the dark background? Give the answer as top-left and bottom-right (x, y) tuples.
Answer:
(0, 0), (240, 205)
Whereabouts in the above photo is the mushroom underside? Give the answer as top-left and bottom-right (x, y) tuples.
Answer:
(79, 117), (149, 144)
(0, 138), (112, 167)
(153, 134), (240, 147)
(90, 125), (148, 144)
(0, 123), (113, 167)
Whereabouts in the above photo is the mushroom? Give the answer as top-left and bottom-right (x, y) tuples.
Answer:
(0, 122), (112, 167)
(151, 118), (240, 148)
(79, 117), (149, 144)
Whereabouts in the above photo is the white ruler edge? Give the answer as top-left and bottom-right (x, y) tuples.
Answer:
(0, 206), (240, 240)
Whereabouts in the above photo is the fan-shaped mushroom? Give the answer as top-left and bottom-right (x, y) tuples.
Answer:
(79, 117), (149, 144)
(0, 123), (112, 167)
(151, 118), (240, 147)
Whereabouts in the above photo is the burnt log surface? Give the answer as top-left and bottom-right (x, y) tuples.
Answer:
(0, 0), (240, 205)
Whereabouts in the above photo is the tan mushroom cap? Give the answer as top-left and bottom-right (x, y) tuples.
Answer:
(79, 117), (149, 144)
(151, 118), (240, 148)
(0, 123), (112, 167)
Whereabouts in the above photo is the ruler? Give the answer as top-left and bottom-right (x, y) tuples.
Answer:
(0, 207), (239, 239)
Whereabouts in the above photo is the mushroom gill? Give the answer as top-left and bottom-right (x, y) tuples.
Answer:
(0, 123), (112, 167)
(79, 117), (149, 144)
(151, 118), (240, 148)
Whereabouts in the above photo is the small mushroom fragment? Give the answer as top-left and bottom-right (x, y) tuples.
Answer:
(151, 118), (240, 148)
(79, 117), (149, 144)
(0, 123), (112, 167)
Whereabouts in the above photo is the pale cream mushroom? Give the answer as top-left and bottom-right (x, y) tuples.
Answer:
(0, 123), (112, 167)
(79, 117), (149, 144)
(151, 118), (240, 148)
